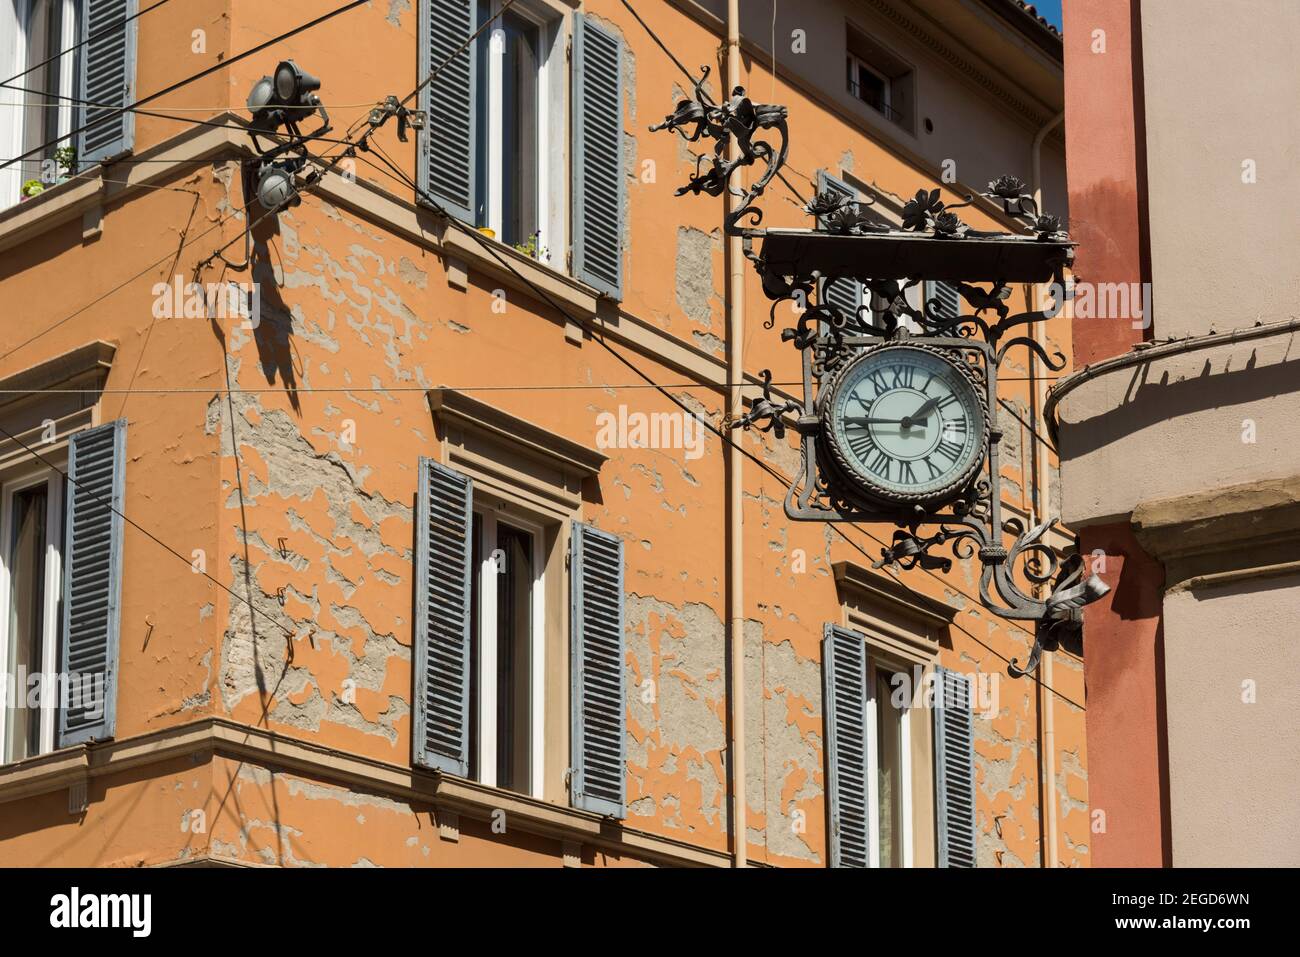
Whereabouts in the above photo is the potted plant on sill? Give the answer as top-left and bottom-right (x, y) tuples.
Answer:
(512, 230), (549, 263)
(55, 145), (78, 184)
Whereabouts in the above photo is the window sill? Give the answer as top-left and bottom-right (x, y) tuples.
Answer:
(0, 717), (731, 867)
(0, 117), (238, 256)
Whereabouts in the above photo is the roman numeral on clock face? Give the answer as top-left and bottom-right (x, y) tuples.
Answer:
(942, 417), (968, 442)
(899, 460), (917, 484)
(848, 433), (876, 460)
(867, 448), (893, 480)
(890, 365), (915, 389)
(936, 439), (964, 463)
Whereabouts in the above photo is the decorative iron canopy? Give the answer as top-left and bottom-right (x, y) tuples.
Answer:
(650, 75), (1107, 678)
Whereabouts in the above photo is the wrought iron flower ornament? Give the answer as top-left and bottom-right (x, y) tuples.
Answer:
(901, 188), (945, 230)
(824, 202), (887, 236)
(933, 210), (966, 237)
(804, 189), (848, 218)
(988, 174), (1027, 200)
(1034, 213), (1064, 239)
(655, 97), (711, 142)
(649, 71), (789, 230)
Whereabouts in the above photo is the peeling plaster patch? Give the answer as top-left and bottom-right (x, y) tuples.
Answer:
(217, 383), (411, 559)
(625, 595), (728, 831)
(218, 562), (411, 744)
(180, 650), (214, 712)
(685, 758), (722, 824)
(746, 632), (823, 863)
(397, 256), (428, 289)
(692, 331), (725, 356)
(199, 602), (214, 621)
(213, 386), (413, 743)
(675, 227), (720, 327)
(974, 695), (1039, 868)
(1001, 397), (1027, 467)
(385, 0), (411, 27)
(281, 775), (414, 815)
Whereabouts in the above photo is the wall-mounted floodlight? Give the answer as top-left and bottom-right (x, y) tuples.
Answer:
(246, 75), (283, 134)
(274, 60), (321, 103)
(244, 61), (329, 140)
(242, 60), (332, 218)
(254, 163), (300, 212)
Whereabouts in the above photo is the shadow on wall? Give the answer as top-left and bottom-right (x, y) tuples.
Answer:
(208, 210), (302, 416)
(1060, 347), (1300, 460)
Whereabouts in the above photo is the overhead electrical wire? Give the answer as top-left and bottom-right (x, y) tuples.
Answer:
(353, 144), (1083, 709)
(0, 84), (371, 154)
(607, 0), (1082, 699)
(0, 0), (173, 89)
(0, 0), (1081, 705)
(0, 0), (371, 173)
(0, 0), (530, 654)
(0, 422), (303, 644)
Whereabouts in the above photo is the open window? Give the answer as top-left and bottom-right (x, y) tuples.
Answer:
(870, 658), (912, 867)
(469, 506), (547, 795)
(474, 0), (564, 258)
(824, 562), (973, 868)
(846, 24), (915, 133)
(0, 0), (78, 208)
(414, 391), (624, 814)
(418, 2), (625, 296)
(0, 464), (64, 763)
(0, 344), (123, 766)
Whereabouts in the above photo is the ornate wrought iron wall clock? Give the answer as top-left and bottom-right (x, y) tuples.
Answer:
(649, 69), (1109, 677)
(820, 343), (988, 510)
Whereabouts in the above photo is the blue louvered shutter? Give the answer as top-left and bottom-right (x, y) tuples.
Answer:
(816, 171), (866, 321)
(822, 623), (870, 868)
(570, 521), (626, 817)
(412, 458), (473, 775)
(572, 15), (625, 300)
(934, 666), (978, 867)
(57, 419), (126, 747)
(77, 0), (138, 165)
(417, 0), (477, 221)
(925, 280), (962, 321)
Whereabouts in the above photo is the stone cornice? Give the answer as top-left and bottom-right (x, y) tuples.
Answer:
(0, 717), (732, 868)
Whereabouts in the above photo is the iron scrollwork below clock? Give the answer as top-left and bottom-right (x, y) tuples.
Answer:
(819, 343), (989, 510)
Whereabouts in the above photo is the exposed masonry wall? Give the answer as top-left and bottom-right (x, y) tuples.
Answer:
(0, 1), (1085, 867)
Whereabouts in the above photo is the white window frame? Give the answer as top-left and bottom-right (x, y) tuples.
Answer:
(0, 0), (78, 209)
(847, 50), (892, 116)
(473, 506), (546, 800)
(0, 463), (64, 764)
(480, 0), (567, 266)
(866, 658), (914, 868)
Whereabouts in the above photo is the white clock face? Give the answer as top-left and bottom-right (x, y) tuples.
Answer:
(823, 346), (986, 505)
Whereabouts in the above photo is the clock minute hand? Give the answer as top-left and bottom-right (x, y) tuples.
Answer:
(906, 396), (941, 422)
(842, 416), (908, 425)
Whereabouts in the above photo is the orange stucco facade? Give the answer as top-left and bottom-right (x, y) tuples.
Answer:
(0, 0), (1083, 868)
